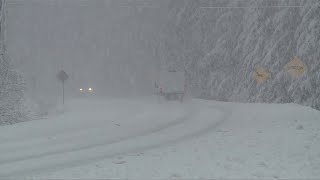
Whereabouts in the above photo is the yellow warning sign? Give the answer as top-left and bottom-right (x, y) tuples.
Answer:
(285, 57), (306, 79)
(252, 67), (270, 84)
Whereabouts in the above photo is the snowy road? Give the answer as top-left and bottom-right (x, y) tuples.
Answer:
(0, 97), (231, 178)
(1, 97), (320, 179)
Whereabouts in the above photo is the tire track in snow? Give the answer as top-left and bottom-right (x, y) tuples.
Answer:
(0, 103), (232, 178)
(0, 105), (196, 167)
(0, 106), (146, 150)
(0, 115), (149, 154)
(0, 101), (185, 152)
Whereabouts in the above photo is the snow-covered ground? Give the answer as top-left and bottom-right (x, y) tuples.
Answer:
(0, 97), (319, 179)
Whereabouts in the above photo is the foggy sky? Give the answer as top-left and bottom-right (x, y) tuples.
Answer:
(6, 0), (170, 99)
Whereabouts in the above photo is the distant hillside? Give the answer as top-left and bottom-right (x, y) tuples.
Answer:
(160, 0), (320, 110)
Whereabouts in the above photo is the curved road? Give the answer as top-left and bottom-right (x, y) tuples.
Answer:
(0, 99), (232, 178)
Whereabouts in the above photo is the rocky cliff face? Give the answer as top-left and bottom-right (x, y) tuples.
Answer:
(161, 0), (320, 109)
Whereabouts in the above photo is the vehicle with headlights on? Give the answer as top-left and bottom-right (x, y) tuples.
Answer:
(78, 87), (94, 96)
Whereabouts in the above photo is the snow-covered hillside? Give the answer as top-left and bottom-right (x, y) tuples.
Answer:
(0, 97), (319, 179)
(0, 0), (30, 125)
(159, 0), (320, 110)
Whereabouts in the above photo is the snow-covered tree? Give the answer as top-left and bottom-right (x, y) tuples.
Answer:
(160, 0), (320, 110)
(0, 0), (30, 125)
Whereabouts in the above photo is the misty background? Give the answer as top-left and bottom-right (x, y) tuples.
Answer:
(6, 0), (170, 104)
(1, 0), (320, 125)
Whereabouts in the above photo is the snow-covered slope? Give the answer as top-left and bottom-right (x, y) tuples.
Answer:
(160, 0), (320, 110)
(0, 97), (319, 179)
(0, 0), (30, 125)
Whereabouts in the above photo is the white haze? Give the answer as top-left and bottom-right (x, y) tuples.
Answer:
(6, 0), (169, 106)
(1, 0), (320, 179)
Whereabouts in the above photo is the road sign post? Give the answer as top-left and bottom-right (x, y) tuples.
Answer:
(57, 70), (69, 104)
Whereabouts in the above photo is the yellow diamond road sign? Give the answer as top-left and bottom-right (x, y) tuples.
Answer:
(252, 67), (270, 84)
(285, 57), (306, 79)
